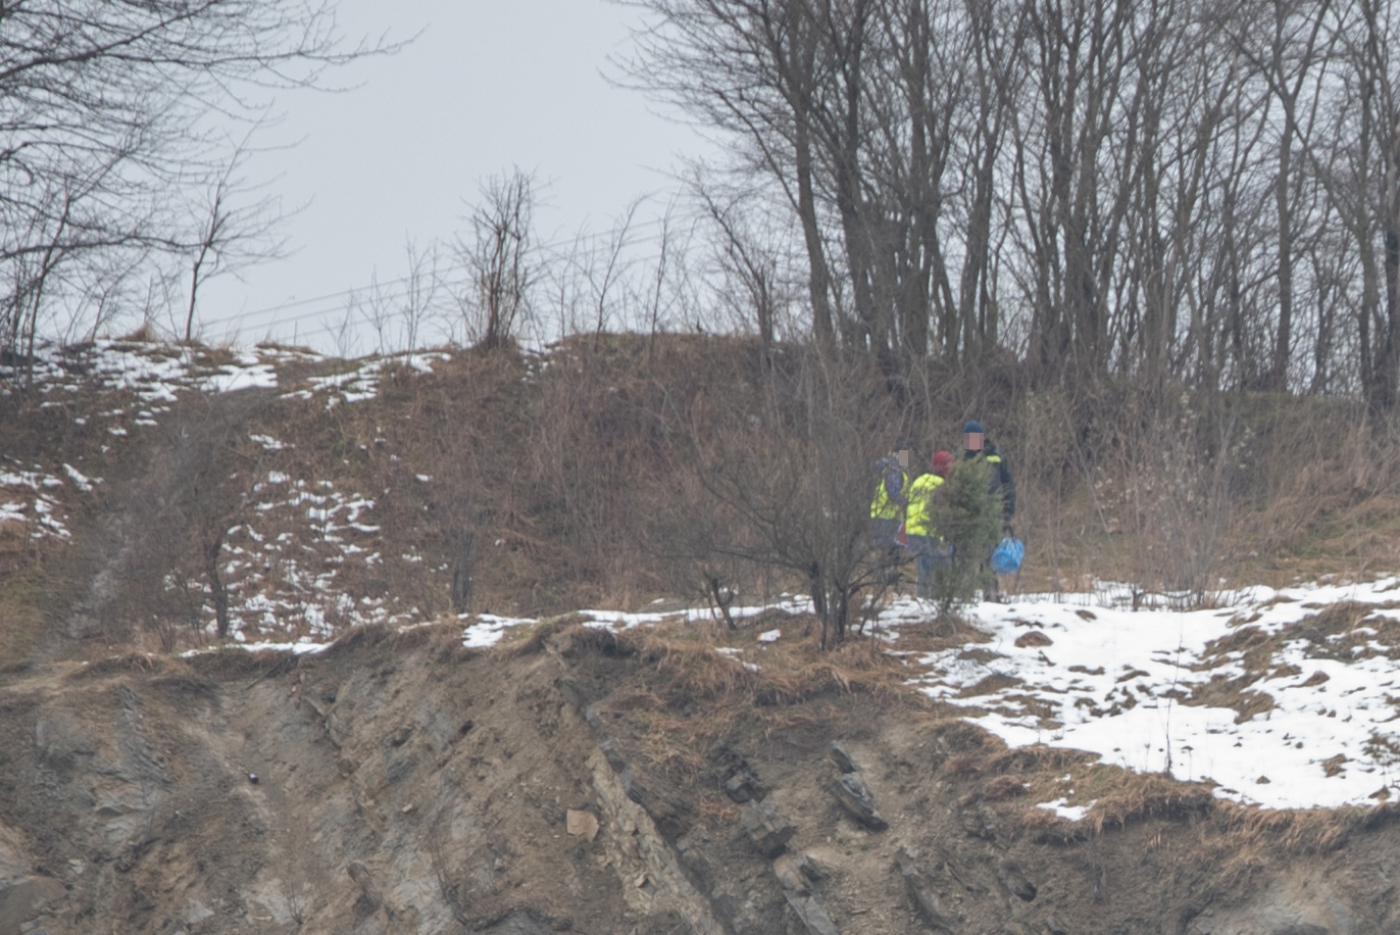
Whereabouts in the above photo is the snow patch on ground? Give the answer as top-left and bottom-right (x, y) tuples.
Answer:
(447, 580), (1400, 811)
(901, 580), (1400, 809)
(1, 464), (73, 540)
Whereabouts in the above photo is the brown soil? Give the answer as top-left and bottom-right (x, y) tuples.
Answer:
(0, 623), (1394, 935)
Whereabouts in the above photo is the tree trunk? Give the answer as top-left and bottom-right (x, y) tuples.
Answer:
(205, 528), (230, 638)
(449, 529), (478, 615)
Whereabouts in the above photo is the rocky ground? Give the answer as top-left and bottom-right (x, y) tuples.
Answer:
(1, 620), (1395, 935)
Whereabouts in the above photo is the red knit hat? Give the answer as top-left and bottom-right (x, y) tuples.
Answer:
(932, 450), (954, 477)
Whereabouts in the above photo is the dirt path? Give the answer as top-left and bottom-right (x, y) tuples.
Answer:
(33, 386), (278, 664)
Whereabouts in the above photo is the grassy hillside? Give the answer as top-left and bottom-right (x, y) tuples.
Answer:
(3, 333), (1400, 661)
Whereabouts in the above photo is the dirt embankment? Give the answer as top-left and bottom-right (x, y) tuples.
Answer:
(0, 624), (1395, 935)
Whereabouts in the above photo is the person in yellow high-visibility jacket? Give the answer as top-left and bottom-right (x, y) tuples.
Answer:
(906, 450), (954, 598)
(869, 449), (909, 547)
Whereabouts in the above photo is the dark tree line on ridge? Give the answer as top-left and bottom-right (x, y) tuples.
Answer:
(9, 0), (1400, 421)
(627, 0), (1400, 409)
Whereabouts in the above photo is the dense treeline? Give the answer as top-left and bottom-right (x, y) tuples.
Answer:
(630, 0), (1400, 408)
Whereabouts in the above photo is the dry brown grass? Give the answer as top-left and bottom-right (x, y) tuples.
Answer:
(943, 754), (984, 777)
(0, 590), (44, 671)
(545, 613), (945, 796)
(1157, 800), (1397, 894)
(1087, 772), (1215, 833)
(181, 648), (298, 680)
(929, 717), (995, 752)
(63, 652), (170, 681)
(1019, 805), (1090, 845)
(622, 631), (762, 704)
(986, 744), (1094, 776)
(14, 333), (1400, 669)
(979, 774), (1030, 800)
(494, 614), (591, 659)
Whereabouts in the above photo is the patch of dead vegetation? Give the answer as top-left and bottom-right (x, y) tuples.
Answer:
(64, 652), (171, 681)
(1085, 770), (1216, 832)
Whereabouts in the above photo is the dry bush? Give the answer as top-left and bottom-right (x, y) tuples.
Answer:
(23, 331), (1400, 666)
(657, 344), (908, 646)
(906, 365), (1400, 598)
(1237, 398), (1392, 558)
(100, 387), (276, 646)
(980, 775), (1029, 800)
(494, 614), (591, 659)
(943, 754), (984, 777)
(1078, 768), (1216, 833)
(64, 652), (168, 681)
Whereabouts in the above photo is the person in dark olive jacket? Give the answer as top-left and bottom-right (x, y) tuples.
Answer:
(961, 420), (1016, 531)
(963, 420), (1016, 602)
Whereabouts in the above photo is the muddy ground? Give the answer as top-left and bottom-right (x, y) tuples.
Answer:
(0, 622), (1395, 935)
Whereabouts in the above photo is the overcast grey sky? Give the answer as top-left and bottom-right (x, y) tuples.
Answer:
(198, 0), (710, 351)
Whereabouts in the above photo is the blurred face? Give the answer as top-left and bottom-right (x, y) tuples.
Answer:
(897, 449), (910, 469)
(963, 431), (984, 452)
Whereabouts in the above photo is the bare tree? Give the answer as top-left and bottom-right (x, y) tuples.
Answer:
(459, 171), (536, 351)
(681, 348), (898, 647)
(1224, 0), (1340, 390)
(182, 124), (290, 343)
(1316, 0), (1400, 411)
(0, 0), (395, 361)
(695, 182), (784, 357)
(628, 0), (1400, 411)
(625, 0), (843, 346)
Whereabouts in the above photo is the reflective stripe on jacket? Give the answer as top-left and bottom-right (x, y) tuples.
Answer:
(964, 442), (1017, 520)
(904, 473), (944, 537)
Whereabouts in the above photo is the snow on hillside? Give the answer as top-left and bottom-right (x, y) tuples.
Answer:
(453, 582), (1400, 811)
(3, 340), (442, 631)
(894, 581), (1400, 810)
(9, 340), (1399, 812)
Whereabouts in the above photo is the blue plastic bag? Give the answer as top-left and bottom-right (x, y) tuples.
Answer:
(991, 537), (1024, 575)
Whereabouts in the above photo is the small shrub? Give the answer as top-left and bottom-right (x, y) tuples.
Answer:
(929, 459), (1003, 612)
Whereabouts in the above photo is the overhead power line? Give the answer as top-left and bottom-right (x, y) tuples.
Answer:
(197, 213), (684, 333)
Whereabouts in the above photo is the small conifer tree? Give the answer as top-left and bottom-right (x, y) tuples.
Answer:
(929, 458), (1003, 613)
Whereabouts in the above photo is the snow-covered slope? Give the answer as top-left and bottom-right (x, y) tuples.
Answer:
(450, 583), (1400, 811)
(893, 582), (1400, 809)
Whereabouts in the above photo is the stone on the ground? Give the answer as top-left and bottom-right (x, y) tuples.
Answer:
(833, 771), (888, 831)
(346, 860), (383, 911)
(567, 808), (600, 841)
(740, 799), (795, 859)
(782, 890), (841, 935)
(895, 849), (956, 934)
(724, 769), (763, 803)
(998, 857), (1037, 902)
(828, 740), (858, 774)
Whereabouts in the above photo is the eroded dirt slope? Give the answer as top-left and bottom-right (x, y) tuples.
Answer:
(0, 624), (1396, 935)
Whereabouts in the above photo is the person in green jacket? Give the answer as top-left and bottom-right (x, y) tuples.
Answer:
(963, 420), (1016, 601)
(906, 450), (953, 598)
(961, 420), (1016, 528)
